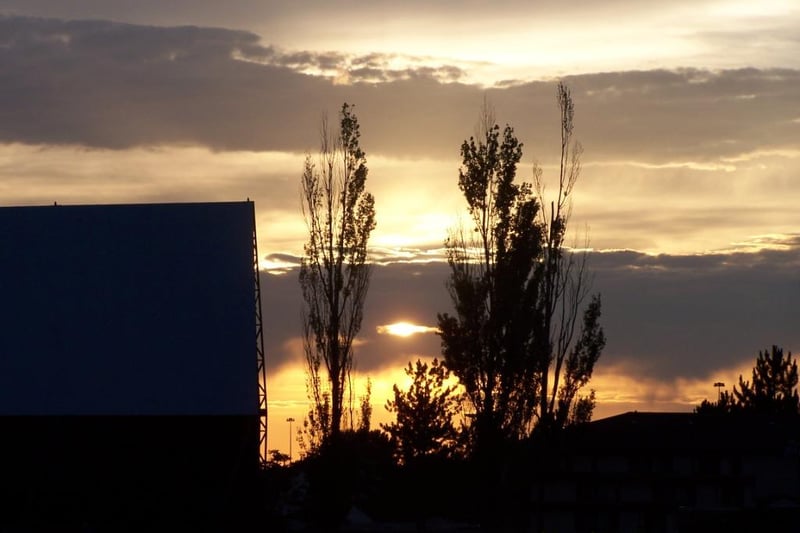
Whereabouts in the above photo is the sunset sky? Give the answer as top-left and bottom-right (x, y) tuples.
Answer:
(1, 1), (798, 457)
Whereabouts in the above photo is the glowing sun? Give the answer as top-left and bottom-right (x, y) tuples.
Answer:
(376, 322), (439, 337)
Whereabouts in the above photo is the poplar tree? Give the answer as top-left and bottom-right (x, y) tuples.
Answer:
(437, 83), (605, 457)
(300, 103), (376, 445)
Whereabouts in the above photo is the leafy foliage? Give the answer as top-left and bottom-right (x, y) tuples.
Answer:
(695, 346), (798, 416)
(438, 115), (539, 450)
(297, 390), (330, 457)
(695, 390), (736, 414)
(358, 378), (373, 432)
(382, 358), (462, 464)
(734, 345), (799, 414)
(303, 428), (395, 528)
(568, 389), (597, 426)
(300, 103), (376, 447)
(437, 84), (604, 455)
(555, 295), (605, 427)
(534, 83), (605, 431)
(266, 449), (290, 468)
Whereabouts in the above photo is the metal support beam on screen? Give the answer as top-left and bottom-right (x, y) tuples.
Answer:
(252, 207), (268, 468)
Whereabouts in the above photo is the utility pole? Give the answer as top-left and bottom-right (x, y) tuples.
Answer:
(286, 417), (295, 464)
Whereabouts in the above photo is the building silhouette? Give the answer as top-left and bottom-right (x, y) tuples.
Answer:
(0, 202), (265, 530)
(529, 411), (800, 532)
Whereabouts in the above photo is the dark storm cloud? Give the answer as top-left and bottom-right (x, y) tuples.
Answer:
(261, 270), (304, 372)
(261, 242), (800, 380)
(0, 16), (471, 153)
(2, 16), (798, 162)
(587, 244), (800, 380)
(0, 16), (305, 150)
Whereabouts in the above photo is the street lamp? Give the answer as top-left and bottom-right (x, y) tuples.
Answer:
(286, 417), (295, 464)
(713, 382), (725, 402)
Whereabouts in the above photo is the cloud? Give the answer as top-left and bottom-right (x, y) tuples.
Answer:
(263, 252), (302, 263)
(261, 242), (800, 385)
(0, 139), (796, 261)
(264, 235), (797, 441)
(1, 16), (799, 165)
(590, 358), (756, 417)
(557, 68), (800, 164)
(261, 261), (451, 373)
(0, 16), (473, 154)
(248, 48), (468, 84)
(4, 1), (799, 92)
(590, 244), (800, 381)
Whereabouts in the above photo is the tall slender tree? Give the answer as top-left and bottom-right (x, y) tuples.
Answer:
(300, 103), (376, 445)
(438, 83), (604, 456)
(535, 83), (605, 430)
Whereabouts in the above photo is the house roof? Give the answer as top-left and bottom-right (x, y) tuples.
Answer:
(561, 411), (800, 453)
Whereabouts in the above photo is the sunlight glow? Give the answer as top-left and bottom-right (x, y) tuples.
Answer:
(376, 322), (439, 337)
(250, 0), (797, 86)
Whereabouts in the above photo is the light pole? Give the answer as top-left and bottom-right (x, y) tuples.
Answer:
(286, 417), (295, 464)
(714, 382), (725, 402)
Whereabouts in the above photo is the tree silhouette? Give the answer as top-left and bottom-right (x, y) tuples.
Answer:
(535, 83), (605, 431)
(300, 103), (376, 446)
(437, 83), (604, 457)
(358, 378), (373, 432)
(266, 449), (290, 468)
(382, 358), (462, 464)
(694, 390), (736, 414)
(733, 345), (799, 414)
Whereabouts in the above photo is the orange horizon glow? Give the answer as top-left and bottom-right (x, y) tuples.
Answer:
(266, 358), (756, 459)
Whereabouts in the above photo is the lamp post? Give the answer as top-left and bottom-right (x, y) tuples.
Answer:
(286, 417), (295, 464)
(713, 382), (725, 402)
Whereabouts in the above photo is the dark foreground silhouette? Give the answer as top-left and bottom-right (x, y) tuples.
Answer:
(264, 413), (800, 532)
(3, 411), (799, 531)
(0, 416), (260, 532)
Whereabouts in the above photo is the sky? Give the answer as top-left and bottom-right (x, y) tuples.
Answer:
(0, 1), (798, 457)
